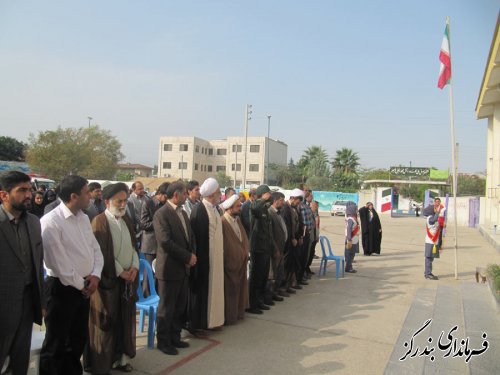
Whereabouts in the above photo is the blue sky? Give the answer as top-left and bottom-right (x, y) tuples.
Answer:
(0, 0), (498, 173)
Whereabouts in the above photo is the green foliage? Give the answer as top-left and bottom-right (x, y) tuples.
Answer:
(297, 146), (330, 179)
(215, 171), (232, 188)
(270, 162), (303, 189)
(457, 174), (485, 196)
(0, 136), (26, 161)
(115, 172), (135, 181)
(305, 175), (333, 191)
(398, 184), (428, 203)
(486, 264), (500, 297)
(26, 125), (124, 181)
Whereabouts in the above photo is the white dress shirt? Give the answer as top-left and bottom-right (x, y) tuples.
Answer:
(41, 202), (104, 290)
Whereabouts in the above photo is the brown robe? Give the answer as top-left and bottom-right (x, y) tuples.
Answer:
(88, 213), (138, 374)
(221, 215), (249, 324)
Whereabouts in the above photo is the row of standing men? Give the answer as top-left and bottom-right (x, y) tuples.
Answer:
(0, 171), (320, 375)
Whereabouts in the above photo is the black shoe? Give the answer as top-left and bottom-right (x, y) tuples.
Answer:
(172, 340), (190, 348)
(258, 304), (271, 310)
(263, 300), (275, 306)
(345, 269), (357, 273)
(272, 295), (284, 302)
(299, 281), (309, 285)
(278, 291), (290, 297)
(291, 285), (302, 290)
(307, 270), (315, 275)
(158, 345), (179, 355)
(425, 274), (438, 280)
(246, 307), (263, 314)
(313, 255), (319, 259)
(115, 364), (133, 372)
(304, 274), (311, 280)
(286, 288), (297, 294)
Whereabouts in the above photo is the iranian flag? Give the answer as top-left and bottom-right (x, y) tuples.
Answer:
(438, 20), (451, 89)
(381, 188), (392, 212)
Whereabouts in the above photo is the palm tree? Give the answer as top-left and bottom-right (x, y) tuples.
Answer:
(331, 147), (360, 175)
(297, 146), (330, 178)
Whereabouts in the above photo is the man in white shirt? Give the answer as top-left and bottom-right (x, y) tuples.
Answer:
(39, 175), (104, 375)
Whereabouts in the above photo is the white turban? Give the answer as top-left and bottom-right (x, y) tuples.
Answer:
(200, 177), (219, 196)
(290, 188), (304, 198)
(221, 194), (239, 210)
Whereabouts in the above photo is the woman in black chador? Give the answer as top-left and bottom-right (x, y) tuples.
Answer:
(358, 202), (382, 255)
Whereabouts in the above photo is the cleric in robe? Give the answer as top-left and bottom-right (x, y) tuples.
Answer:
(87, 182), (139, 373)
(220, 194), (250, 324)
(189, 177), (225, 331)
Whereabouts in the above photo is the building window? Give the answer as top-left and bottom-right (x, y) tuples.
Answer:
(195, 145), (199, 153)
(249, 164), (259, 172)
(207, 165), (213, 172)
(217, 165), (226, 172)
(194, 163), (199, 171)
(250, 145), (260, 153)
(208, 148), (213, 156)
(163, 162), (171, 169)
(232, 144), (242, 152)
(231, 164), (241, 171)
(179, 162), (187, 170)
(201, 147), (204, 153)
(163, 144), (172, 151)
(217, 148), (227, 155)
(179, 144), (188, 152)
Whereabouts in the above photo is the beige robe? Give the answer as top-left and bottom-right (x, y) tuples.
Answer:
(222, 214), (249, 324)
(203, 200), (225, 328)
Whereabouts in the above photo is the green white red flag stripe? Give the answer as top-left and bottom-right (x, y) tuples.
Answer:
(438, 21), (451, 89)
(381, 188), (392, 212)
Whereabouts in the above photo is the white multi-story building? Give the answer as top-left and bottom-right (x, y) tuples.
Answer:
(157, 136), (288, 187)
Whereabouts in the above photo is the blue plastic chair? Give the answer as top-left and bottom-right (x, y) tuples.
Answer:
(319, 236), (345, 279)
(137, 259), (159, 349)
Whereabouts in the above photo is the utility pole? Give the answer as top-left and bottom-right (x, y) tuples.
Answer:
(266, 114), (271, 184)
(87, 116), (93, 128)
(242, 104), (252, 189)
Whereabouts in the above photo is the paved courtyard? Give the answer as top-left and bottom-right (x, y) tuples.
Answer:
(29, 214), (500, 374)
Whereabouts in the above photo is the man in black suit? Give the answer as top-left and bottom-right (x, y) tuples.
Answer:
(0, 171), (45, 375)
(268, 192), (288, 301)
(153, 181), (197, 356)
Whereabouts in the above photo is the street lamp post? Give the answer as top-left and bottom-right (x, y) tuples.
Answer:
(242, 104), (252, 189)
(87, 116), (93, 128)
(266, 115), (271, 185)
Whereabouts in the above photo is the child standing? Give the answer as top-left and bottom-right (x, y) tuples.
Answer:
(345, 202), (360, 273)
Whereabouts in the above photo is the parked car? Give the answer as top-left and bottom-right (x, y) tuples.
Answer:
(330, 200), (349, 216)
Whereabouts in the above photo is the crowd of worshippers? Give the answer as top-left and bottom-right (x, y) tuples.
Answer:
(0, 170), (322, 375)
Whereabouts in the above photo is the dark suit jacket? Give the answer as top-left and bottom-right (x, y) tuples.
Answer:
(0, 207), (44, 335)
(153, 202), (195, 281)
(139, 197), (158, 254)
(268, 207), (286, 255)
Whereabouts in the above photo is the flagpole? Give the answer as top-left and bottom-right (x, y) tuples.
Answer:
(446, 16), (459, 280)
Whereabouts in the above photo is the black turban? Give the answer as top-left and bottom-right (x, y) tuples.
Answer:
(102, 182), (129, 200)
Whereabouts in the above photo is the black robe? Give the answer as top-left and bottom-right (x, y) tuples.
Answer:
(189, 203), (219, 330)
(359, 207), (382, 255)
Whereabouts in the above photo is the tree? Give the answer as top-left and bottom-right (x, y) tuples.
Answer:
(270, 159), (303, 189)
(331, 147), (360, 175)
(0, 136), (26, 161)
(297, 146), (330, 178)
(115, 172), (135, 181)
(457, 174), (486, 196)
(26, 125), (124, 181)
(215, 171), (232, 188)
(330, 148), (361, 191)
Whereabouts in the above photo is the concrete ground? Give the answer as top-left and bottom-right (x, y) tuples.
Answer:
(28, 214), (499, 375)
